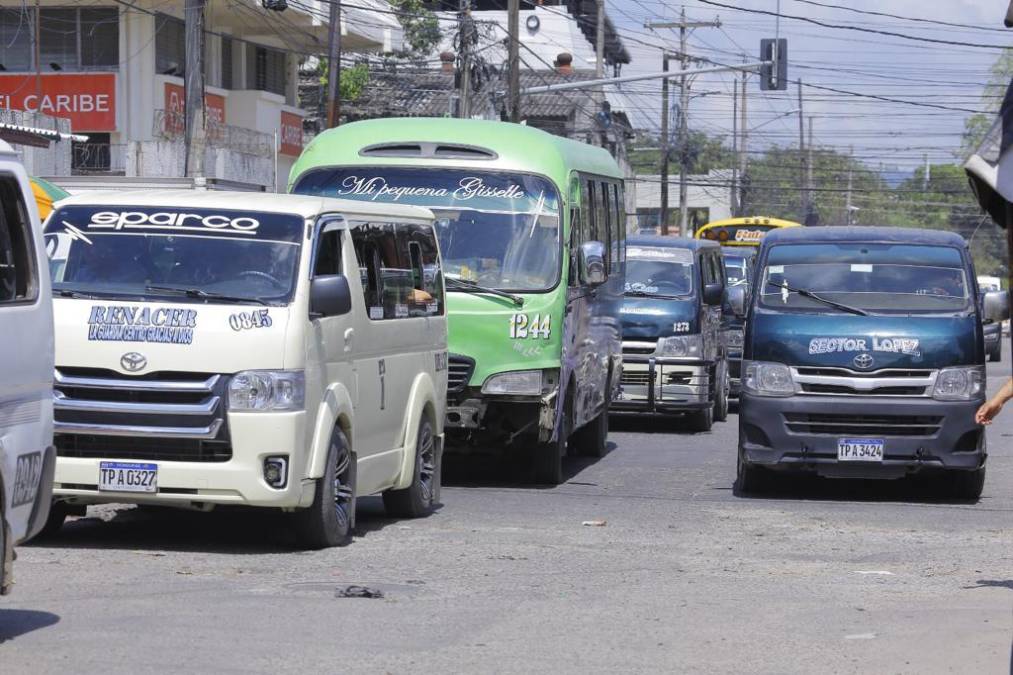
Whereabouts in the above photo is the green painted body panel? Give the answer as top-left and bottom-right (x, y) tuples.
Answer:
(289, 118), (621, 389)
(447, 288), (565, 387)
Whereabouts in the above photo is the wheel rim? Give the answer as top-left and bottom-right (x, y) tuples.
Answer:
(332, 446), (353, 531)
(417, 422), (436, 504)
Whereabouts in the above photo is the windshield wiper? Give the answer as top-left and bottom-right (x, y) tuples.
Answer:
(145, 285), (268, 305)
(57, 289), (102, 300)
(445, 277), (524, 306)
(768, 280), (869, 317)
(624, 289), (683, 300)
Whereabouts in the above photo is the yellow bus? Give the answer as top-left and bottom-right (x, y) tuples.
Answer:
(695, 216), (801, 247)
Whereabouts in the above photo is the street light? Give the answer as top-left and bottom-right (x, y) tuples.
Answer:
(748, 108), (801, 133)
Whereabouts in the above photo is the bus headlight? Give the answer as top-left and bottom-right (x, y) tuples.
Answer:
(743, 361), (794, 397)
(656, 335), (702, 358)
(932, 366), (984, 401)
(229, 370), (305, 411)
(482, 370), (543, 396)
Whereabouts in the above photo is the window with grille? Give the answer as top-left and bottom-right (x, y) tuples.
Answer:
(247, 46), (287, 97)
(0, 7), (118, 72)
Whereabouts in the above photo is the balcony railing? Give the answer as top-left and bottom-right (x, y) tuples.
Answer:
(153, 109), (273, 158)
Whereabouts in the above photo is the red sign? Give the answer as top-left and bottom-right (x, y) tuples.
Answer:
(0, 73), (116, 131)
(163, 82), (226, 136)
(280, 111), (303, 156)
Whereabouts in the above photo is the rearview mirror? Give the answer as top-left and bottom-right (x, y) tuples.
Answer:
(727, 285), (746, 318)
(984, 290), (1010, 323)
(310, 275), (352, 317)
(579, 240), (606, 286)
(703, 282), (724, 306)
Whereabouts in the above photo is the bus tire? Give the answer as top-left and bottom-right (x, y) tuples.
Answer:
(0, 490), (10, 595)
(532, 390), (571, 485)
(944, 466), (985, 501)
(688, 406), (714, 432)
(572, 405), (608, 458)
(734, 451), (772, 495)
(35, 500), (69, 540)
(713, 361), (729, 423)
(384, 416), (439, 518)
(294, 428), (355, 549)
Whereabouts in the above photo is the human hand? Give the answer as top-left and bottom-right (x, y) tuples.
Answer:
(976, 398), (1003, 425)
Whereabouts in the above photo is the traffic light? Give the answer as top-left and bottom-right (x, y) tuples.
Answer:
(759, 38), (788, 91)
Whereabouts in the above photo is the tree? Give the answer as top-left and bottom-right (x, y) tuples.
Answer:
(389, 0), (441, 59)
(960, 51), (1013, 158)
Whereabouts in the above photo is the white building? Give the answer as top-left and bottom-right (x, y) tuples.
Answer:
(0, 1), (402, 190)
(633, 171), (733, 236)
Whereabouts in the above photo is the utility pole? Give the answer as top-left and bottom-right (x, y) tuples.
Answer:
(325, 0), (342, 128)
(797, 79), (806, 220)
(845, 146), (854, 226)
(739, 69), (748, 215)
(184, 0), (206, 177)
(923, 153), (930, 190)
(807, 115), (814, 220)
(731, 79), (738, 216)
(507, 0), (520, 122)
(458, 1), (472, 119)
(33, 0), (40, 100)
(660, 54), (671, 235)
(645, 13), (721, 236)
(595, 0), (605, 77)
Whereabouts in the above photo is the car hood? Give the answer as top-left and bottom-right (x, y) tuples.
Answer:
(620, 296), (697, 339)
(747, 311), (980, 369)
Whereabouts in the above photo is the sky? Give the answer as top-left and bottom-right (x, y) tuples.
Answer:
(604, 0), (1005, 171)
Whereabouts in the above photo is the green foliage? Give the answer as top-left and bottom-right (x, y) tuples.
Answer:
(389, 0), (441, 57)
(314, 61), (370, 102)
(961, 51), (1013, 157)
(629, 130), (735, 175)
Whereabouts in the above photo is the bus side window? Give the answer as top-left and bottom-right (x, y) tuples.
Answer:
(312, 227), (342, 276)
(569, 209), (582, 287)
(600, 180), (612, 274)
(0, 176), (35, 303)
(397, 222), (444, 317)
(585, 179), (597, 246)
(616, 183), (626, 264)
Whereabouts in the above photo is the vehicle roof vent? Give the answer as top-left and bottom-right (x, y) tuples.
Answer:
(360, 142), (497, 160)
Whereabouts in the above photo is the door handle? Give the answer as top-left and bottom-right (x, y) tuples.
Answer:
(344, 328), (354, 352)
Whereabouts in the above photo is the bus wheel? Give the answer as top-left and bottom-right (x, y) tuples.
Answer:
(0, 496), (9, 595)
(35, 500), (69, 540)
(532, 391), (571, 485)
(294, 428), (355, 549)
(713, 362), (729, 423)
(734, 451), (771, 495)
(944, 466), (985, 501)
(384, 416), (440, 518)
(572, 404), (608, 458)
(688, 406), (713, 432)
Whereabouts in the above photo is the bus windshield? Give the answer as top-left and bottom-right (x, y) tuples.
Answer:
(625, 246), (694, 298)
(723, 255), (749, 286)
(44, 205), (304, 305)
(293, 167), (561, 292)
(759, 243), (970, 314)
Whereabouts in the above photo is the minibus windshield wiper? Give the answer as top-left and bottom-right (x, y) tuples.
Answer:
(145, 285), (269, 305)
(624, 289), (684, 300)
(768, 280), (869, 317)
(57, 288), (102, 300)
(445, 277), (524, 306)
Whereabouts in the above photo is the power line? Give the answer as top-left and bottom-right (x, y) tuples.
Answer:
(786, 0), (1011, 33)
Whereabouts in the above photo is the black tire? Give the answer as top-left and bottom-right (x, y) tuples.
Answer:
(687, 405), (714, 432)
(34, 500), (69, 540)
(944, 466), (985, 501)
(0, 493), (9, 595)
(713, 361), (730, 423)
(531, 388), (571, 485)
(572, 404), (608, 458)
(989, 347), (1001, 363)
(384, 416), (440, 518)
(293, 428), (355, 549)
(734, 450), (772, 495)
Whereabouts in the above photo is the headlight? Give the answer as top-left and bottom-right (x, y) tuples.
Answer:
(482, 370), (542, 396)
(725, 329), (744, 350)
(656, 334), (703, 358)
(743, 361), (794, 397)
(229, 370), (305, 411)
(932, 366), (984, 401)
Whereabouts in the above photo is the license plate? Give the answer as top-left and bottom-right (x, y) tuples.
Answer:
(837, 439), (884, 462)
(98, 461), (158, 493)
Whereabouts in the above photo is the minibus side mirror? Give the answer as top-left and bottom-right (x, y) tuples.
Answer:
(984, 290), (1010, 322)
(703, 282), (724, 306)
(727, 285), (747, 318)
(579, 240), (606, 286)
(310, 275), (353, 317)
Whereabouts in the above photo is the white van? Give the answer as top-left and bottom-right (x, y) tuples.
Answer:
(0, 141), (56, 594)
(42, 191), (447, 548)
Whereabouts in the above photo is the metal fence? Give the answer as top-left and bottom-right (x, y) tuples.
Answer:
(71, 143), (126, 175)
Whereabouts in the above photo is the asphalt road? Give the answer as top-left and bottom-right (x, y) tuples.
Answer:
(3, 349), (1013, 674)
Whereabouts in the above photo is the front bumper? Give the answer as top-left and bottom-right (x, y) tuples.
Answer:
(738, 393), (985, 478)
(728, 353), (742, 398)
(53, 412), (314, 508)
(614, 357), (712, 413)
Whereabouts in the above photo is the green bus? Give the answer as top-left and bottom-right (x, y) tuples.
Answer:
(289, 118), (626, 484)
